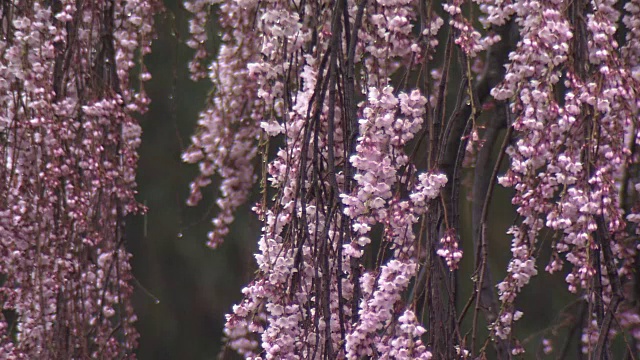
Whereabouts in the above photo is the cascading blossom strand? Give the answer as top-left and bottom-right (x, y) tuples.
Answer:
(0, 0), (159, 357)
(185, 0), (640, 357)
(488, 0), (640, 353)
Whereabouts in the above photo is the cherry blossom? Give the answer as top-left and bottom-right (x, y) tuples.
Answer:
(184, 0), (640, 357)
(0, 0), (159, 357)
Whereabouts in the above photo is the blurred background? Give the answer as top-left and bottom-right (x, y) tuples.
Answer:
(125, 2), (594, 359)
(126, 1), (261, 359)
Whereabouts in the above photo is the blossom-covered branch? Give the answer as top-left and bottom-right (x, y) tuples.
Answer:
(185, 0), (640, 358)
(0, 0), (159, 357)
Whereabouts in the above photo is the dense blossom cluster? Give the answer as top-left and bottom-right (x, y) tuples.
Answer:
(444, 0), (500, 57)
(184, 0), (448, 357)
(183, 0), (262, 248)
(486, 0), (640, 353)
(0, 0), (158, 358)
(185, 0), (640, 358)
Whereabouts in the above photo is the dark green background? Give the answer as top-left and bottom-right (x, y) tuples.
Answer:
(127, 2), (260, 358)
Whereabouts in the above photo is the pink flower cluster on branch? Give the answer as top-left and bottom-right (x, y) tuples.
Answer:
(185, 0), (640, 357)
(487, 0), (640, 352)
(183, 0), (263, 249)
(444, 0), (500, 57)
(0, 0), (159, 357)
(183, 0), (455, 356)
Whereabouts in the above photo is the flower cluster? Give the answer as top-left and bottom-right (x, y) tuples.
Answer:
(184, 0), (640, 357)
(0, 0), (158, 357)
(183, 0), (458, 355)
(346, 260), (418, 358)
(622, 0), (640, 81)
(183, 0), (263, 249)
(342, 87), (429, 257)
(474, 0), (516, 27)
(436, 228), (463, 269)
(379, 310), (432, 359)
(444, 0), (501, 57)
(343, 168), (444, 358)
(340, 83), (444, 356)
(487, 0), (640, 351)
(184, 0), (217, 79)
(359, 0), (423, 85)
